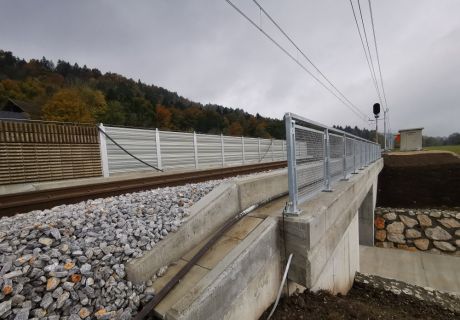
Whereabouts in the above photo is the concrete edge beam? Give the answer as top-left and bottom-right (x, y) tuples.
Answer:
(166, 217), (280, 320)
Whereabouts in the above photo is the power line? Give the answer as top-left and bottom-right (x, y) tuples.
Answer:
(224, 0), (369, 124)
(368, 0), (388, 109)
(251, 0), (368, 121)
(349, 0), (382, 104)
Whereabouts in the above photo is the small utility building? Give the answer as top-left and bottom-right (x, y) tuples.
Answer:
(399, 128), (423, 151)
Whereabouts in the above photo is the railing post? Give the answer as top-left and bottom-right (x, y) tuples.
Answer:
(258, 137), (261, 162)
(241, 136), (245, 164)
(341, 134), (348, 180)
(284, 114), (299, 215)
(323, 128), (332, 192)
(193, 131), (198, 169)
(221, 133), (225, 167)
(155, 128), (162, 170)
(359, 141), (364, 170)
(98, 123), (109, 177)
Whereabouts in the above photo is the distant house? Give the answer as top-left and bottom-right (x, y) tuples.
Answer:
(0, 98), (41, 120)
(399, 128), (423, 151)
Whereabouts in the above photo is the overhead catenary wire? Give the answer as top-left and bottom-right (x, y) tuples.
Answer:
(368, 0), (389, 110)
(251, 0), (368, 121)
(224, 0), (369, 124)
(357, 0), (383, 107)
(349, 0), (382, 105)
(368, 0), (390, 149)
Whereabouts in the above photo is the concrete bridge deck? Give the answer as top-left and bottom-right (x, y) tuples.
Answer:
(125, 158), (384, 319)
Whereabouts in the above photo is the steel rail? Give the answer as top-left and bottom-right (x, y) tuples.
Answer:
(0, 161), (287, 217)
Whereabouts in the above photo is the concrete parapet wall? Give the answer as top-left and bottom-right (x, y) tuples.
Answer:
(236, 168), (288, 210)
(285, 159), (383, 292)
(126, 169), (288, 283)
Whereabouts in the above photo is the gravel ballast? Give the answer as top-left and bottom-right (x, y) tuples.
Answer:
(0, 178), (227, 319)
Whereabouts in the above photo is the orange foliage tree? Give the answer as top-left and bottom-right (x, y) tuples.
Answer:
(228, 122), (244, 136)
(156, 104), (172, 129)
(42, 87), (107, 123)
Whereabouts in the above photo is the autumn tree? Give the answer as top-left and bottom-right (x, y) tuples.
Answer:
(42, 87), (107, 123)
(228, 122), (244, 136)
(156, 104), (172, 129)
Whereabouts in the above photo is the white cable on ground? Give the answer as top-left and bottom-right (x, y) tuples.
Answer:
(266, 253), (294, 320)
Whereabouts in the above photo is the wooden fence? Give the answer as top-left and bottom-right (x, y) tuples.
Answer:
(0, 120), (102, 185)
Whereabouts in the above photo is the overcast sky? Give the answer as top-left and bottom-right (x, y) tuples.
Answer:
(1, 0), (459, 136)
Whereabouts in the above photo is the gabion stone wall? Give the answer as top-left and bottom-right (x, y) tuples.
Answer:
(374, 207), (460, 256)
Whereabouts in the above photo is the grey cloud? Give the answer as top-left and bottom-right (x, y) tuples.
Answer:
(0, 0), (459, 136)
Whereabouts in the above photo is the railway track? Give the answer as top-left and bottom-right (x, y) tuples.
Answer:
(0, 161), (286, 217)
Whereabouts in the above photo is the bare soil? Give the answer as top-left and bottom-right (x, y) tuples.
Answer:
(377, 152), (460, 208)
(260, 281), (460, 320)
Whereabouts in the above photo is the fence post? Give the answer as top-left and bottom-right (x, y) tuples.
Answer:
(221, 133), (225, 167)
(341, 134), (348, 180)
(155, 128), (162, 170)
(323, 128), (332, 192)
(271, 139), (274, 161)
(242, 136), (245, 164)
(284, 114), (299, 215)
(258, 137), (261, 162)
(193, 131), (198, 169)
(98, 123), (110, 178)
(282, 141), (285, 160)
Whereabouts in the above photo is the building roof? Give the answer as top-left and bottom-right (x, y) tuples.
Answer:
(399, 128), (424, 133)
(1, 98), (42, 119)
(0, 110), (28, 120)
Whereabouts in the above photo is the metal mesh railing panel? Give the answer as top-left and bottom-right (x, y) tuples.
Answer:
(284, 113), (381, 214)
(294, 127), (325, 200)
(329, 133), (343, 182)
(345, 137), (354, 174)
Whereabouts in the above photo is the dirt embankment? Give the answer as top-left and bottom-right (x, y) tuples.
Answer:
(260, 274), (460, 320)
(377, 152), (460, 208)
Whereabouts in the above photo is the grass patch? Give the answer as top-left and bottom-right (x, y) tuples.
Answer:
(424, 145), (460, 154)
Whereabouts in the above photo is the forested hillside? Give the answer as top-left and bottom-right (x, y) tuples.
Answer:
(1, 50), (412, 143)
(0, 50), (284, 138)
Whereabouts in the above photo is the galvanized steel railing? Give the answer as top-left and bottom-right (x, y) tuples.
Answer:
(99, 124), (287, 176)
(284, 113), (381, 215)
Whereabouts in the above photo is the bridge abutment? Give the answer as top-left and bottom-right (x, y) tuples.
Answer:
(284, 159), (383, 294)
